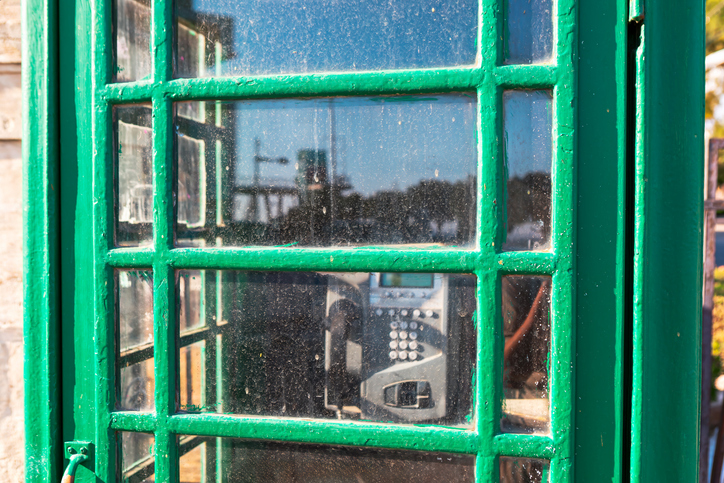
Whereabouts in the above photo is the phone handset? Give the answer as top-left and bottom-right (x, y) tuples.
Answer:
(324, 298), (362, 415)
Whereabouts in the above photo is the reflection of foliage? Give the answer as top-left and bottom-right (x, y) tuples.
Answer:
(713, 267), (724, 398)
(506, 173), (551, 237)
(707, 0), (724, 137)
(278, 177), (477, 246)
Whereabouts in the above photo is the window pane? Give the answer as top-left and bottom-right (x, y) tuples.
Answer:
(175, 0), (477, 78)
(119, 432), (155, 482)
(176, 437), (475, 482)
(505, 0), (553, 64)
(175, 95), (477, 248)
(114, 0), (152, 82)
(503, 91), (552, 251)
(115, 104), (153, 247)
(117, 270), (155, 411)
(176, 271), (477, 428)
(501, 275), (551, 434)
(179, 436), (205, 483)
(500, 457), (549, 483)
(179, 340), (205, 412)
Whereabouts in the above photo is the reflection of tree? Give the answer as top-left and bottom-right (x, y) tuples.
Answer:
(276, 176), (477, 246)
(506, 173), (551, 239)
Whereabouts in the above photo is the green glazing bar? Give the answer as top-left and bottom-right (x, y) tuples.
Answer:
(547, 0), (577, 479)
(492, 434), (555, 458)
(166, 414), (479, 455)
(107, 247), (558, 274)
(477, 0), (500, 479)
(107, 248), (155, 267)
(101, 63), (560, 104)
(22, 0), (61, 478)
(166, 247), (489, 272)
(110, 412), (159, 433)
(495, 251), (557, 274)
(494, 65), (558, 88)
(102, 67), (486, 102)
(151, 89), (176, 483)
(476, 270), (501, 481)
(152, 0), (173, 82)
(102, 81), (155, 103)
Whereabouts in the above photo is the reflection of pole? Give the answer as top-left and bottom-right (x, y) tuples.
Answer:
(250, 138), (261, 221)
(249, 137), (288, 222)
(329, 101), (337, 221)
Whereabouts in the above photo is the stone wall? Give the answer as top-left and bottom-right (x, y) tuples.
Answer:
(0, 0), (23, 480)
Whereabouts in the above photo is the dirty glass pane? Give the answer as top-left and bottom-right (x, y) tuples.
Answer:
(174, 0), (477, 78)
(501, 276), (551, 434)
(179, 341), (205, 412)
(117, 270), (155, 411)
(115, 104), (153, 247)
(505, 0), (553, 64)
(119, 432), (155, 482)
(500, 457), (549, 483)
(174, 95), (477, 247)
(114, 0), (152, 82)
(176, 270), (477, 427)
(503, 90), (552, 251)
(179, 270), (205, 333)
(176, 437), (475, 482)
(179, 436), (205, 483)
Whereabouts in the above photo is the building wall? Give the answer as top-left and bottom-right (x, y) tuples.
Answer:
(0, 0), (23, 480)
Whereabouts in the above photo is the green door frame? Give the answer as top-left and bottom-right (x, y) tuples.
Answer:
(23, 0), (703, 481)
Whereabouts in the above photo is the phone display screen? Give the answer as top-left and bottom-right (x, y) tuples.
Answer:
(379, 273), (434, 288)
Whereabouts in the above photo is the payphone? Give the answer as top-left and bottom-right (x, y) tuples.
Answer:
(324, 272), (476, 425)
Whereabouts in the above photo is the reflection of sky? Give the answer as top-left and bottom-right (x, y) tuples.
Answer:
(504, 91), (552, 178)
(506, 0), (553, 64)
(178, 0), (477, 75)
(225, 95), (477, 196)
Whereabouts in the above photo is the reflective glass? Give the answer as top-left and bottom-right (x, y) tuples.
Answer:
(114, 0), (152, 82)
(179, 436), (205, 483)
(501, 275), (551, 434)
(176, 270), (477, 427)
(503, 91), (552, 251)
(176, 437), (475, 482)
(115, 104), (153, 247)
(175, 0), (477, 77)
(117, 270), (155, 411)
(179, 341), (205, 412)
(505, 0), (553, 64)
(119, 432), (155, 482)
(500, 457), (549, 483)
(179, 270), (205, 333)
(175, 95), (477, 247)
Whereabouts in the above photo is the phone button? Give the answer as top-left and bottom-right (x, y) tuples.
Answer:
(389, 340), (398, 350)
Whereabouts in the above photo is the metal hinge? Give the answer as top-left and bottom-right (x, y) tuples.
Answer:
(61, 441), (92, 483)
(629, 0), (644, 22)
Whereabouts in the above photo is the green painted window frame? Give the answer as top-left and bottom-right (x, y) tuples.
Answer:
(95, 0), (577, 479)
(22, 0), (705, 482)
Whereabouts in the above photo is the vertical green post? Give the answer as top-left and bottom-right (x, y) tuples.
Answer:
(23, 0), (60, 478)
(630, 0), (704, 480)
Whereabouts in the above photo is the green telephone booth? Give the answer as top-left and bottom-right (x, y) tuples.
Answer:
(23, 0), (703, 481)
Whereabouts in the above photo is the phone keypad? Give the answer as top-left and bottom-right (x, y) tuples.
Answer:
(383, 308), (427, 362)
